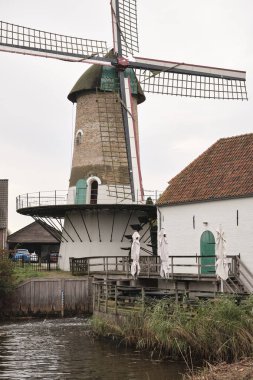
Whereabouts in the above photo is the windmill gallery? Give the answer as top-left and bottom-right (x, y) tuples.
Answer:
(0, 1), (251, 298)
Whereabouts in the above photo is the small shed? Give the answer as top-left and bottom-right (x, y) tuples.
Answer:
(7, 221), (60, 259)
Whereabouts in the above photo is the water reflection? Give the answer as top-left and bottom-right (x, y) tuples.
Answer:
(0, 319), (186, 379)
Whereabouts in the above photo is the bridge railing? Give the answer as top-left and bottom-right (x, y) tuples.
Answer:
(92, 282), (236, 315)
(70, 254), (239, 278)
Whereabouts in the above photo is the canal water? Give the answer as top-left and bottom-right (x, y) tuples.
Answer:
(0, 318), (186, 380)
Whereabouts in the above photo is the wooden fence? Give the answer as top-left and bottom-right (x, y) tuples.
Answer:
(7, 278), (93, 316)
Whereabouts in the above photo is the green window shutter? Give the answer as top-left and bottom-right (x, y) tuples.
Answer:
(75, 179), (87, 204)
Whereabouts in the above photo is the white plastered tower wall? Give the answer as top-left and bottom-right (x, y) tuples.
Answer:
(59, 207), (155, 271)
(158, 197), (253, 276)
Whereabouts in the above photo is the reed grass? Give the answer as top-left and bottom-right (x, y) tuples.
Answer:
(91, 295), (253, 362)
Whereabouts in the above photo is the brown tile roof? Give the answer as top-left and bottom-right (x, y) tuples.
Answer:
(157, 133), (253, 206)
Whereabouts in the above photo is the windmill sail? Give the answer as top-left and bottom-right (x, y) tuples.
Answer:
(130, 58), (247, 100)
(0, 1), (248, 204)
(111, 0), (139, 56)
(0, 20), (109, 63)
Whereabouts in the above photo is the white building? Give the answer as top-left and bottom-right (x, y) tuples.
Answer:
(157, 133), (253, 291)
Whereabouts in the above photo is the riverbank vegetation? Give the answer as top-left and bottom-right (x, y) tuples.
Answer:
(184, 358), (253, 380)
(91, 296), (253, 364)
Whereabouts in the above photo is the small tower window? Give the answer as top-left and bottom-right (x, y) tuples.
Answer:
(90, 180), (98, 204)
(86, 176), (101, 204)
(75, 129), (83, 145)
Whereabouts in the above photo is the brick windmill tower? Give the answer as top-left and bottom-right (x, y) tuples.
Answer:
(67, 50), (145, 206)
(0, 1), (247, 272)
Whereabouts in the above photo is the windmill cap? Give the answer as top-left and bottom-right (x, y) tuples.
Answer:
(68, 51), (145, 104)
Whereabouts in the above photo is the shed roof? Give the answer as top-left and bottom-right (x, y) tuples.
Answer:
(158, 133), (253, 206)
(7, 222), (59, 244)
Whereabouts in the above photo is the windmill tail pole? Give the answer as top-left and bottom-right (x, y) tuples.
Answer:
(118, 70), (136, 201)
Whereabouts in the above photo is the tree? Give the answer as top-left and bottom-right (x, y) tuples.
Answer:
(0, 251), (15, 299)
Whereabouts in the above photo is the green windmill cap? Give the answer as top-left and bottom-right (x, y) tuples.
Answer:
(67, 51), (145, 104)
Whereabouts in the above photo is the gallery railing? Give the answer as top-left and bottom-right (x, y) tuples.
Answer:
(16, 188), (161, 209)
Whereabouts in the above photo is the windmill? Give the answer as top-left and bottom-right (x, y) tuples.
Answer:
(0, 1), (247, 272)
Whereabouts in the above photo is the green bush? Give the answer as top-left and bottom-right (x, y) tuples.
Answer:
(0, 255), (15, 298)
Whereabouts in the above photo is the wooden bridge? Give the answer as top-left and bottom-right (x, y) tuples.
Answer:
(70, 254), (253, 295)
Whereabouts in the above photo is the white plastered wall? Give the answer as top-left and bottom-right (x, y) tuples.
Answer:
(158, 197), (253, 275)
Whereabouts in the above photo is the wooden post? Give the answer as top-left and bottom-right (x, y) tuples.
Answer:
(175, 281), (178, 303)
(171, 257), (174, 279)
(105, 283), (108, 313)
(93, 283), (96, 312)
(61, 288), (64, 317)
(30, 279), (34, 313)
(98, 285), (101, 312)
(141, 287), (145, 312)
(115, 285), (118, 315)
(197, 255), (200, 279)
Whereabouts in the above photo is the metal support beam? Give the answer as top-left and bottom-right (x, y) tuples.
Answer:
(56, 217), (75, 243)
(110, 209), (116, 242)
(121, 209), (134, 242)
(97, 210), (101, 242)
(65, 214), (83, 242)
(32, 216), (63, 243)
(79, 210), (92, 242)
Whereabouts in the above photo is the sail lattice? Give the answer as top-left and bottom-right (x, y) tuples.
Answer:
(118, 0), (139, 56)
(134, 69), (248, 100)
(0, 21), (108, 59)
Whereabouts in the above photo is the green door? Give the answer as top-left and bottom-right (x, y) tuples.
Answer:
(200, 231), (215, 274)
(75, 179), (87, 204)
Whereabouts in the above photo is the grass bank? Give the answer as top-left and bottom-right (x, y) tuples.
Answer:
(13, 266), (75, 284)
(91, 296), (253, 363)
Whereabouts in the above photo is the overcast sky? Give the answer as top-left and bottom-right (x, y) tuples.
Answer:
(0, 0), (252, 233)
